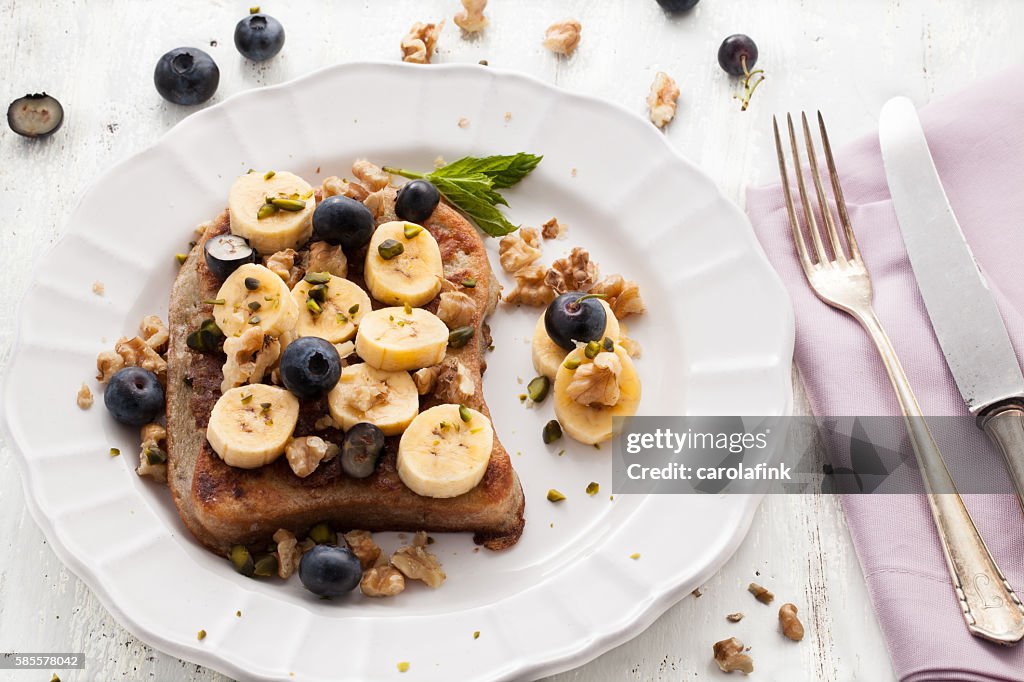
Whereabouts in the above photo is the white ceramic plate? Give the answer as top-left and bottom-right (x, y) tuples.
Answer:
(0, 63), (793, 681)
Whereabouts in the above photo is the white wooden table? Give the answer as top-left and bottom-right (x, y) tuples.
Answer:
(0, 1), (1010, 679)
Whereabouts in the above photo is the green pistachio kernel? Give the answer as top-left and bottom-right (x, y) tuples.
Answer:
(244, 276), (261, 291)
(403, 302), (413, 315)
(228, 545), (255, 577)
(403, 222), (424, 239)
(109, 447), (121, 457)
(448, 325), (475, 348)
(563, 357), (581, 371)
(459, 404), (472, 423)
(527, 376), (550, 403)
(252, 553), (279, 578)
(269, 197), (306, 212)
(378, 239), (405, 260)
(247, 315), (262, 325)
(586, 481), (600, 496)
(144, 446), (167, 466)
(203, 298), (226, 305)
(348, 303), (360, 315)
(304, 271), (331, 285)
(175, 253), (188, 265)
(547, 489), (566, 503)
(306, 299), (322, 315)
(461, 278), (477, 288)
(249, 6), (260, 14)
(542, 419), (563, 444)
(263, 170), (276, 180)
(602, 337), (614, 352)
(256, 203), (278, 220)
(307, 283), (328, 303)
(247, 301), (262, 312)
(584, 340), (602, 359)
(308, 522), (334, 545)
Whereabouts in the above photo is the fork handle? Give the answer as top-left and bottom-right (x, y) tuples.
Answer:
(858, 309), (1024, 645)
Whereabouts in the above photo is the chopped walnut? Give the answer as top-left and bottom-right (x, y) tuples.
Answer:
(344, 530), (382, 569)
(95, 351), (125, 383)
(265, 248), (304, 288)
(454, 0), (487, 33)
(437, 292), (475, 329)
(361, 566), (406, 597)
(541, 217), (567, 240)
(647, 71), (680, 129)
(434, 358), (476, 404)
(591, 274), (645, 318)
(314, 414), (338, 430)
(273, 529), (301, 579)
(92, 281), (105, 296)
(412, 531), (429, 547)
(566, 352), (622, 407)
(221, 327), (281, 393)
(139, 315), (169, 353)
(504, 264), (555, 306)
(726, 612), (745, 623)
(352, 159), (391, 191)
(401, 21), (443, 64)
(619, 334), (642, 359)
(321, 175), (369, 201)
(498, 227), (542, 274)
(76, 383), (93, 409)
(412, 365), (441, 395)
(546, 247), (599, 294)
(779, 603), (805, 641)
(342, 368), (390, 413)
(363, 187), (390, 218)
(285, 436), (339, 478)
(748, 582), (774, 604)
(137, 422), (168, 482)
(543, 20), (582, 56)
(98, 336), (167, 384)
(391, 545), (446, 588)
(713, 637), (754, 674)
(307, 241), (348, 278)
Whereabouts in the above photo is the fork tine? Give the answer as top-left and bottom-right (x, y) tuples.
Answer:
(773, 116), (813, 276)
(801, 112), (847, 263)
(786, 113), (828, 265)
(817, 111), (862, 262)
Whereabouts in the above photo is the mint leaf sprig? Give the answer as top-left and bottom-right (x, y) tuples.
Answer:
(384, 153), (542, 237)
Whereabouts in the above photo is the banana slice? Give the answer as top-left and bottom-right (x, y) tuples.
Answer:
(327, 363), (419, 436)
(207, 384), (300, 468)
(553, 345), (641, 445)
(291, 274), (372, 343)
(532, 300), (622, 380)
(228, 170), (316, 254)
(364, 221), (444, 307)
(397, 404), (494, 498)
(213, 263), (300, 338)
(355, 306), (448, 372)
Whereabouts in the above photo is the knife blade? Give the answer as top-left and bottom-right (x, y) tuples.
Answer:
(879, 95), (1024, 507)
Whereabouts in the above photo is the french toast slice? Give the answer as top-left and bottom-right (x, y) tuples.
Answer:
(166, 189), (525, 555)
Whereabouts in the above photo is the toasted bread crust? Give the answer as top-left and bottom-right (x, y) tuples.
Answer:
(166, 192), (524, 555)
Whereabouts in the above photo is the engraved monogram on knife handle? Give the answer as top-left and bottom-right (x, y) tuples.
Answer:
(980, 402), (1024, 513)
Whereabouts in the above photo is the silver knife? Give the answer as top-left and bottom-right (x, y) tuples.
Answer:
(879, 96), (1024, 511)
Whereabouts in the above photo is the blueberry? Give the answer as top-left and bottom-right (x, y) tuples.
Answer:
(341, 423), (385, 479)
(298, 544), (362, 597)
(395, 180), (441, 224)
(7, 93), (63, 138)
(544, 292), (608, 351)
(312, 196), (375, 251)
(655, 0), (699, 11)
(234, 12), (285, 62)
(279, 337), (341, 399)
(154, 48), (220, 105)
(104, 367), (165, 426)
(718, 34), (758, 76)
(204, 234), (256, 280)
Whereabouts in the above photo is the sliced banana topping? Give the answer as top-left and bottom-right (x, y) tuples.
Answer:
(397, 404), (494, 498)
(532, 300), (621, 380)
(291, 274), (372, 344)
(553, 344), (641, 445)
(364, 221), (444, 307)
(355, 306), (449, 372)
(327, 363), (419, 436)
(228, 170), (316, 254)
(207, 384), (300, 468)
(213, 263), (300, 338)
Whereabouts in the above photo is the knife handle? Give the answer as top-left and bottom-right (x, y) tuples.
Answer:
(980, 401), (1024, 513)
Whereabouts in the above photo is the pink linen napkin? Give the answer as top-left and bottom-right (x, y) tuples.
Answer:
(746, 69), (1024, 681)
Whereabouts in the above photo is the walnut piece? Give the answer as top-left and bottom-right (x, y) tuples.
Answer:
(545, 247), (598, 294)
(341, 368), (390, 413)
(412, 530), (429, 547)
(591, 274), (645, 318)
(137, 422), (168, 482)
(76, 383), (93, 410)
(541, 217), (567, 240)
(566, 352), (622, 407)
(504, 264), (555, 306)
(391, 545), (446, 588)
(434, 358), (476, 404)
(498, 227), (542, 274)
(221, 327), (282, 393)
(412, 366), (441, 395)
(401, 21), (444, 64)
(352, 159), (391, 191)
(265, 248), (304, 288)
(726, 612), (745, 623)
(437, 291), (476, 329)
(361, 566), (406, 597)
(619, 335), (642, 359)
(779, 603), (805, 641)
(363, 187), (390, 218)
(647, 71), (680, 129)
(344, 530), (382, 570)
(713, 637), (753, 674)
(307, 241), (348, 278)
(95, 351), (125, 383)
(454, 0), (487, 33)
(273, 529), (301, 579)
(97, 336), (167, 384)
(748, 582), (774, 604)
(543, 19), (582, 56)
(285, 436), (339, 478)
(139, 315), (169, 353)
(92, 280), (105, 296)
(321, 176), (369, 201)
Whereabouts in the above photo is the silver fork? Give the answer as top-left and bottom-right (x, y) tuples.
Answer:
(775, 111), (1024, 645)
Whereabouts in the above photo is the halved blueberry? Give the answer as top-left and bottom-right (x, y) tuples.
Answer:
(204, 234), (256, 280)
(7, 93), (64, 138)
